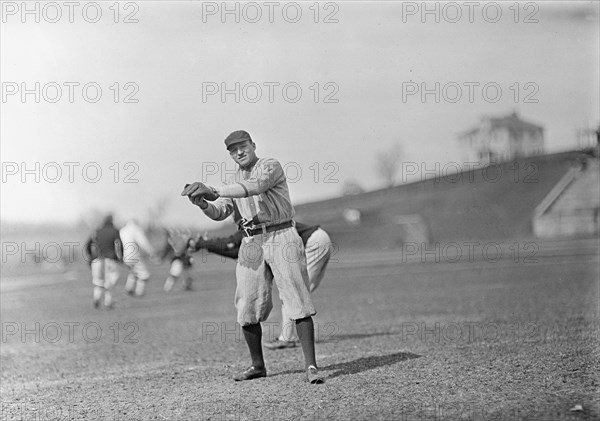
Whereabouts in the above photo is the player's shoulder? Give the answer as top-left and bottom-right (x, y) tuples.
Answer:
(256, 157), (283, 172)
(259, 157), (280, 164)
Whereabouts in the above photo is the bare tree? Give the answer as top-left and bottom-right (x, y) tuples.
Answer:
(77, 208), (107, 232)
(375, 142), (402, 188)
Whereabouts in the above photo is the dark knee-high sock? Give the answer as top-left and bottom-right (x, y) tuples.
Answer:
(242, 323), (265, 369)
(296, 317), (317, 368)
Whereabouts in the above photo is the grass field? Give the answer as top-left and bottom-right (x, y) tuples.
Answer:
(1, 238), (598, 420)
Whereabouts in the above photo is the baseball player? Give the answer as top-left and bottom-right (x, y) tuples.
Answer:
(162, 231), (198, 292)
(84, 214), (123, 309)
(119, 219), (156, 297)
(193, 221), (333, 349)
(182, 130), (324, 384)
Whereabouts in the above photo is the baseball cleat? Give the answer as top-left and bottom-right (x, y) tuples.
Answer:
(233, 366), (267, 381)
(305, 365), (324, 384)
(264, 339), (297, 350)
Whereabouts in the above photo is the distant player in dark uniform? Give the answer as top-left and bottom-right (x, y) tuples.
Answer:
(85, 215), (123, 309)
(194, 221), (333, 348)
(161, 231), (198, 292)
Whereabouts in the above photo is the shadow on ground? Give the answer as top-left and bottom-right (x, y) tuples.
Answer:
(317, 331), (397, 343)
(322, 352), (421, 379)
(271, 352), (421, 379)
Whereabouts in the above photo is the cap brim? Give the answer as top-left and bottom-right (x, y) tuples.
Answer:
(226, 139), (249, 150)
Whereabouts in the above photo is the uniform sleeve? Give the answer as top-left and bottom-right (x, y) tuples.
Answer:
(134, 226), (155, 255)
(202, 231), (242, 259)
(85, 237), (92, 256)
(202, 197), (235, 221)
(84, 236), (95, 263)
(114, 232), (124, 261)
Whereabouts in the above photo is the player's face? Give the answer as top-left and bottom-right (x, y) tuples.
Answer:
(229, 141), (257, 168)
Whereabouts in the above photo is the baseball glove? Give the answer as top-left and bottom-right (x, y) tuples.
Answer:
(181, 182), (220, 201)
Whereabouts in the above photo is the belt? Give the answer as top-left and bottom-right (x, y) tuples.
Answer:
(241, 220), (294, 237)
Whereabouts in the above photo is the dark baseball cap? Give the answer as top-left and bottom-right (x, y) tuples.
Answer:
(224, 130), (252, 150)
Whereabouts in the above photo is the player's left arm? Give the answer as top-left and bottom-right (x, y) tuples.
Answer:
(114, 233), (124, 261)
(216, 158), (283, 198)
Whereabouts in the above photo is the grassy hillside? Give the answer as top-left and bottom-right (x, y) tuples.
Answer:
(295, 151), (593, 248)
(2, 151), (592, 259)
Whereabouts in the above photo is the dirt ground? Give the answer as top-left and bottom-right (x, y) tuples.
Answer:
(1, 238), (598, 420)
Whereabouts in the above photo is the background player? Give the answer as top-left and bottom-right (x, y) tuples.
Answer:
(162, 230), (198, 292)
(120, 219), (156, 297)
(85, 214), (123, 309)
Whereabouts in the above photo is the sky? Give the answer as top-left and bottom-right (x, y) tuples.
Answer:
(1, 1), (598, 229)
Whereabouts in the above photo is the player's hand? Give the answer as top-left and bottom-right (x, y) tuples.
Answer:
(181, 182), (219, 201)
(189, 195), (208, 209)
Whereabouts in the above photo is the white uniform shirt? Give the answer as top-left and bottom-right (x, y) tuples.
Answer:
(119, 222), (153, 263)
(203, 157), (294, 226)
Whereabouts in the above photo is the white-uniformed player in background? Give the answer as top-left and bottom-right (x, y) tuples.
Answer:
(193, 222), (333, 349)
(120, 219), (156, 297)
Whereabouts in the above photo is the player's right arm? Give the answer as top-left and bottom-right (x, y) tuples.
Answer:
(84, 236), (96, 263)
(133, 225), (155, 256)
(185, 159), (282, 200)
(193, 196), (235, 221)
(184, 177), (235, 221)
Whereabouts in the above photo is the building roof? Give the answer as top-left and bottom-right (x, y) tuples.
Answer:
(459, 112), (544, 139)
(537, 158), (600, 214)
